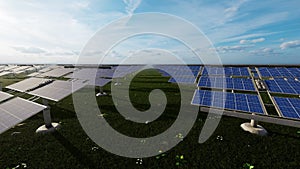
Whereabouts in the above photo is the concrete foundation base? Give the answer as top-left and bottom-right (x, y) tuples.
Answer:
(36, 123), (61, 134)
(96, 92), (108, 97)
(241, 122), (268, 136)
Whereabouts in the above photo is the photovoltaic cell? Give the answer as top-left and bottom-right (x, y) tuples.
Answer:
(65, 68), (98, 80)
(155, 65), (200, 77)
(198, 77), (255, 91)
(0, 91), (13, 102)
(40, 68), (74, 77)
(6, 77), (53, 92)
(168, 76), (196, 84)
(202, 67), (249, 76)
(0, 97), (46, 134)
(265, 78), (300, 94)
(0, 72), (11, 77)
(191, 90), (264, 114)
(258, 67), (300, 78)
(273, 97), (300, 119)
(27, 72), (41, 77)
(94, 78), (112, 87)
(29, 80), (87, 101)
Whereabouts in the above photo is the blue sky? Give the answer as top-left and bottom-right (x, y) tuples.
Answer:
(0, 0), (299, 64)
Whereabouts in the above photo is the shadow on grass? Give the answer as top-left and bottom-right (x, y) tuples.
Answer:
(268, 130), (300, 139)
(52, 131), (96, 168)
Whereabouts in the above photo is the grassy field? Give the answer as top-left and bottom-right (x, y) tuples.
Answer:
(0, 70), (300, 169)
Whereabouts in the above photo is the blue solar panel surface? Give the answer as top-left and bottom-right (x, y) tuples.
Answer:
(265, 78), (300, 94)
(159, 66), (200, 76)
(154, 65), (200, 84)
(258, 67), (300, 78)
(192, 90), (264, 114)
(202, 67), (250, 76)
(273, 97), (300, 119)
(198, 77), (255, 91)
(168, 77), (196, 84)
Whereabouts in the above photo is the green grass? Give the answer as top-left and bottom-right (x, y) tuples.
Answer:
(0, 70), (300, 169)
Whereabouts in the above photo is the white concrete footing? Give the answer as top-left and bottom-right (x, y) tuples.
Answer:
(96, 92), (108, 97)
(241, 122), (268, 136)
(36, 123), (61, 134)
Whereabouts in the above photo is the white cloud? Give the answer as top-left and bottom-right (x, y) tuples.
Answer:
(13, 46), (47, 54)
(123, 0), (142, 16)
(249, 47), (281, 56)
(70, 1), (90, 10)
(216, 45), (251, 53)
(224, 0), (248, 20)
(252, 38), (265, 43)
(240, 38), (265, 44)
(280, 40), (300, 49)
(239, 40), (247, 44)
(223, 32), (277, 43)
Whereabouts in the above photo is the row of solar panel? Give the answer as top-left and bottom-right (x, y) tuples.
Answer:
(0, 92), (46, 134)
(6, 78), (87, 102)
(258, 67), (300, 78)
(201, 67), (250, 76)
(273, 97), (300, 119)
(192, 90), (264, 114)
(155, 65), (200, 84)
(198, 77), (255, 91)
(265, 79), (300, 95)
(157, 65), (201, 77)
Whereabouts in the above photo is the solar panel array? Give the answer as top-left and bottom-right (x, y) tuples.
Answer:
(202, 67), (250, 76)
(264, 78), (300, 95)
(6, 77), (53, 92)
(258, 67), (300, 78)
(154, 65), (200, 84)
(96, 68), (115, 78)
(11, 66), (31, 74)
(0, 91), (13, 102)
(192, 90), (264, 114)
(0, 97), (46, 134)
(273, 97), (300, 119)
(40, 68), (74, 78)
(198, 77), (255, 91)
(29, 80), (87, 102)
(0, 72), (11, 77)
(94, 78), (112, 87)
(27, 72), (41, 77)
(112, 66), (144, 78)
(65, 68), (97, 80)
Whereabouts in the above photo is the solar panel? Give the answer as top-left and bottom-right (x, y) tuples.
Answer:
(0, 91), (13, 102)
(4, 65), (18, 71)
(0, 71), (11, 77)
(40, 68), (74, 77)
(198, 77), (255, 91)
(112, 66), (144, 78)
(258, 67), (300, 78)
(11, 66), (31, 73)
(168, 76), (196, 84)
(65, 68), (113, 86)
(97, 68), (115, 78)
(273, 97), (300, 119)
(6, 77), (53, 92)
(155, 65), (200, 77)
(265, 78), (300, 94)
(202, 67), (249, 76)
(0, 97), (46, 134)
(94, 78), (112, 87)
(65, 68), (98, 80)
(192, 90), (264, 114)
(27, 72), (41, 77)
(28, 80), (87, 101)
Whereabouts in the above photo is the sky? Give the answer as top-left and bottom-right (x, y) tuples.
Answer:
(0, 0), (299, 64)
